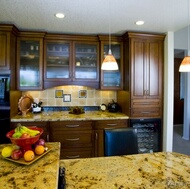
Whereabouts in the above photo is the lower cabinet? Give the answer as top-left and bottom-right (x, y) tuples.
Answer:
(11, 121), (49, 142)
(11, 119), (129, 158)
(94, 119), (128, 157)
(49, 121), (94, 159)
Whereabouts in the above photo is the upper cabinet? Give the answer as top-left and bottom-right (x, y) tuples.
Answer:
(99, 35), (123, 90)
(0, 25), (18, 90)
(44, 34), (99, 89)
(17, 32), (45, 90)
(118, 32), (165, 118)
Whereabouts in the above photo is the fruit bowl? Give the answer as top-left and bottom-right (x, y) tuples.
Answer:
(6, 127), (43, 152)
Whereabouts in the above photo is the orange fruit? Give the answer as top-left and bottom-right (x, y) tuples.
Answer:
(24, 150), (35, 162)
(34, 145), (45, 155)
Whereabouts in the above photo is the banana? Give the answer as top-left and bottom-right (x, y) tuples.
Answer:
(12, 125), (40, 138)
(19, 126), (40, 137)
(12, 130), (22, 138)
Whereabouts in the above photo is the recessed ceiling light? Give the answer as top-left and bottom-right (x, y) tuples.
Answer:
(135, 21), (144, 25)
(55, 13), (65, 19)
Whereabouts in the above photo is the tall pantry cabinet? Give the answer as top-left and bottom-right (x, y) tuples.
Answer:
(118, 32), (165, 118)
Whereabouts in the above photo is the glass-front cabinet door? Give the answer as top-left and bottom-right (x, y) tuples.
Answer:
(17, 37), (43, 90)
(74, 42), (99, 81)
(99, 36), (123, 90)
(44, 41), (71, 80)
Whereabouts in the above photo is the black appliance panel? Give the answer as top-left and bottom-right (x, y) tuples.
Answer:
(130, 118), (161, 154)
(0, 75), (10, 105)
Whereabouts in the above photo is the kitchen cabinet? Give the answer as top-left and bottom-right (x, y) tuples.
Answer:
(11, 121), (49, 141)
(49, 121), (94, 159)
(0, 25), (18, 90)
(16, 32), (45, 90)
(44, 34), (99, 89)
(118, 32), (165, 118)
(94, 119), (128, 157)
(99, 35), (123, 90)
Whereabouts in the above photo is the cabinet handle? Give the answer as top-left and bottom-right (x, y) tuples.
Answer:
(95, 132), (98, 140)
(65, 125), (80, 128)
(65, 138), (79, 141)
(106, 123), (117, 126)
(142, 111), (150, 114)
(66, 155), (80, 159)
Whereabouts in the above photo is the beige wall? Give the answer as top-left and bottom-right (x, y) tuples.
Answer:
(22, 85), (117, 107)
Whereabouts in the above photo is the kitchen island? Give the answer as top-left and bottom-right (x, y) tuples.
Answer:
(60, 152), (190, 189)
(0, 142), (60, 189)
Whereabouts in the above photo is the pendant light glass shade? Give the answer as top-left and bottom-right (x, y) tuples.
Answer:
(101, 49), (119, 70)
(179, 56), (190, 72)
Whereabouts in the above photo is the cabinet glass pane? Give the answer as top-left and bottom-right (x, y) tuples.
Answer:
(75, 44), (97, 79)
(46, 43), (70, 79)
(20, 40), (40, 87)
(103, 44), (121, 87)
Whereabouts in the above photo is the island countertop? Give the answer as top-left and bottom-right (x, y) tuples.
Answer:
(0, 142), (60, 189)
(60, 152), (190, 189)
(11, 111), (129, 122)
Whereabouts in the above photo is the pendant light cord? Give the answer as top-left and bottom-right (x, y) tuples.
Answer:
(188, 0), (190, 55)
(109, 0), (111, 53)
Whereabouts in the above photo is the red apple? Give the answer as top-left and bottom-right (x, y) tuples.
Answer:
(20, 133), (31, 138)
(11, 149), (23, 160)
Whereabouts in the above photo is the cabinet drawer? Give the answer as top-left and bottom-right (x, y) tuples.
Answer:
(131, 108), (161, 118)
(49, 121), (93, 130)
(60, 148), (94, 159)
(95, 120), (128, 129)
(50, 130), (94, 147)
(131, 99), (161, 107)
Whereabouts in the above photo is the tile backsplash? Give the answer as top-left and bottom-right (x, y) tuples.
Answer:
(22, 86), (117, 107)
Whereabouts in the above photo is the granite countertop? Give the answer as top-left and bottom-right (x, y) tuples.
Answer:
(0, 142), (60, 189)
(11, 111), (129, 122)
(60, 152), (190, 189)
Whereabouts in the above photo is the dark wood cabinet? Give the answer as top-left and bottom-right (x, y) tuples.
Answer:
(11, 121), (49, 142)
(0, 25), (17, 90)
(94, 119), (128, 157)
(118, 32), (165, 118)
(44, 34), (99, 89)
(16, 32), (45, 90)
(49, 121), (94, 159)
(99, 35), (123, 90)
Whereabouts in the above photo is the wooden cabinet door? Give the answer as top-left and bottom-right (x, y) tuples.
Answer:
(0, 32), (10, 70)
(99, 35), (123, 90)
(146, 38), (163, 100)
(130, 37), (163, 100)
(17, 35), (44, 90)
(130, 37), (146, 99)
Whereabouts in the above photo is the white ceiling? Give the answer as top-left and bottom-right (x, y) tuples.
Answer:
(0, 0), (189, 35)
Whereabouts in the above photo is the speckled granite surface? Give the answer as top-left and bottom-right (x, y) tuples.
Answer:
(0, 142), (60, 189)
(11, 111), (129, 122)
(60, 152), (190, 189)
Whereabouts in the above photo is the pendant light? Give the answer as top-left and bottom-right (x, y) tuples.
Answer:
(179, 0), (190, 72)
(101, 1), (118, 71)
